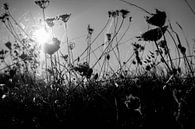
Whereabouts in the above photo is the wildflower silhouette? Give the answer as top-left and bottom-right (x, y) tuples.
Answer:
(46, 17), (55, 27)
(0, 13), (9, 23)
(93, 73), (98, 80)
(19, 52), (32, 61)
(158, 40), (169, 55)
(43, 37), (60, 55)
(73, 62), (93, 79)
(158, 40), (167, 49)
(59, 14), (71, 23)
(137, 26), (168, 41)
(106, 54), (110, 60)
(34, 0), (50, 9)
(112, 11), (117, 17)
(5, 41), (12, 50)
(0, 49), (8, 60)
(120, 9), (130, 18)
(116, 10), (120, 16)
(61, 54), (68, 62)
(68, 42), (75, 50)
(145, 65), (151, 71)
(108, 11), (113, 17)
(87, 24), (94, 35)
(178, 44), (186, 55)
(132, 42), (143, 65)
(108, 10), (121, 18)
(3, 3), (9, 10)
(106, 33), (112, 41)
(146, 9), (166, 27)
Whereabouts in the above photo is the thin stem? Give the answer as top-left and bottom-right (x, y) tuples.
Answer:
(116, 52), (135, 74)
(8, 10), (31, 39)
(50, 55), (55, 81)
(167, 29), (181, 68)
(119, 0), (152, 15)
(114, 16), (122, 69)
(161, 29), (174, 70)
(42, 8), (48, 82)
(154, 40), (172, 72)
(86, 33), (92, 64)
(73, 18), (111, 63)
(100, 57), (107, 77)
(64, 22), (71, 64)
(184, 0), (195, 15)
(172, 26), (193, 75)
(176, 22), (192, 64)
(92, 18), (125, 69)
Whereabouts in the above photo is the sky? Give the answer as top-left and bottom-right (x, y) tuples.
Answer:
(0, 0), (195, 71)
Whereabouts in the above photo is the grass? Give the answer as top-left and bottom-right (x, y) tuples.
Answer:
(0, 0), (195, 129)
(0, 72), (195, 129)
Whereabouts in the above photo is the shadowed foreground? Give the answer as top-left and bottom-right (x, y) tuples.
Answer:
(0, 73), (195, 129)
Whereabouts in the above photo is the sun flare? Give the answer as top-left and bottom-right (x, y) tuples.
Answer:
(33, 27), (52, 45)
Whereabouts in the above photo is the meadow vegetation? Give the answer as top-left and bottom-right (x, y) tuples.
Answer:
(0, 0), (195, 129)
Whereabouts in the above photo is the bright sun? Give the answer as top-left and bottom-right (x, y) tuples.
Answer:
(33, 27), (52, 45)
(32, 26), (53, 72)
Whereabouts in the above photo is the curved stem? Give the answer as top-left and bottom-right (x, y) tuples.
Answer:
(114, 16), (122, 68)
(154, 40), (172, 72)
(184, 0), (195, 15)
(92, 18), (125, 69)
(171, 25), (193, 75)
(119, 0), (152, 15)
(64, 22), (71, 64)
(176, 22), (192, 65)
(73, 18), (111, 63)
(8, 10), (31, 39)
(116, 52), (135, 74)
(161, 29), (174, 70)
(167, 29), (181, 68)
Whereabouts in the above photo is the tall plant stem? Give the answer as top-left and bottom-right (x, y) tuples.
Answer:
(176, 22), (192, 65)
(73, 18), (111, 63)
(184, 0), (195, 15)
(162, 32), (174, 70)
(113, 16), (122, 70)
(64, 22), (72, 83)
(50, 55), (55, 81)
(119, 0), (152, 15)
(64, 22), (71, 64)
(167, 29), (181, 68)
(175, 33), (193, 75)
(154, 41), (172, 73)
(92, 18), (125, 69)
(86, 33), (92, 64)
(42, 8), (49, 82)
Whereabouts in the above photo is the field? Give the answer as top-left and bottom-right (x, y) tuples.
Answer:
(0, 0), (195, 129)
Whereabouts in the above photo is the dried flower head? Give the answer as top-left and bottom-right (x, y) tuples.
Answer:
(46, 17), (55, 27)
(0, 13), (9, 23)
(5, 41), (12, 50)
(69, 42), (75, 50)
(106, 33), (112, 41)
(34, 0), (50, 9)
(146, 9), (166, 27)
(3, 3), (9, 10)
(178, 44), (186, 55)
(73, 62), (93, 78)
(59, 14), (71, 23)
(138, 26), (168, 42)
(88, 25), (94, 35)
(120, 9), (130, 18)
(43, 37), (60, 55)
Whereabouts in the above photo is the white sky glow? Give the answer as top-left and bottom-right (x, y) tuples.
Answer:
(32, 27), (52, 45)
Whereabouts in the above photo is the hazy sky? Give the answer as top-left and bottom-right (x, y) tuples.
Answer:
(0, 0), (195, 70)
